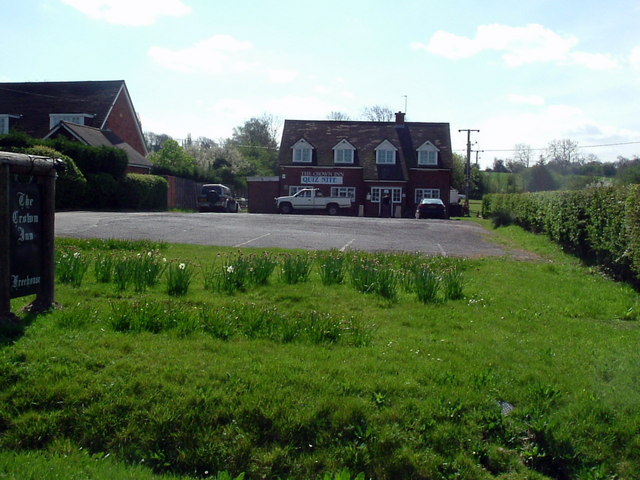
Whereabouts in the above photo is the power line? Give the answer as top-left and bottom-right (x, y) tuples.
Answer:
(455, 140), (640, 154)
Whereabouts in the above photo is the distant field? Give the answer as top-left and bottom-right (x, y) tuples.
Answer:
(1, 227), (639, 480)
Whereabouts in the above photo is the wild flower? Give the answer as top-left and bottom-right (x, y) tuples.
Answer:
(166, 261), (193, 296)
(56, 248), (89, 287)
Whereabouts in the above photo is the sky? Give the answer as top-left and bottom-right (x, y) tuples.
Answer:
(2, 0), (640, 167)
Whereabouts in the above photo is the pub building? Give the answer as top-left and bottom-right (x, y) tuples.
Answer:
(271, 112), (452, 217)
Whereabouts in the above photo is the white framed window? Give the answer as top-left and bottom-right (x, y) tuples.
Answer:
(0, 114), (20, 134)
(288, 185), (306, 195)
(292, 138), (313, 163)
(415, 188), (440, 203)
(416, 141), (439, 166)
(375, 140), (397, 165)
(331, 186), (356, 199)
(333, 139), (356, 164)
(49, 113), (95, 129)
(371, 187), (402, 203)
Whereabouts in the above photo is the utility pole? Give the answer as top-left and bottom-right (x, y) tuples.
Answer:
(458, 129), (479, 214)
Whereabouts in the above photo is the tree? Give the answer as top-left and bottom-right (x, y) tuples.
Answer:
(362, 105), (394, 122)
(148, 138), (196, 176)
(514, 143), (533, 168)
(546, 139), (581, 169)
(228, 114), (280, 176)
(144, 131), (172, 153)
(491, 158), (509, 173)
(524, 164), (557, 191)
(327, 111), (351, 121)
(451, 153), (466, 192)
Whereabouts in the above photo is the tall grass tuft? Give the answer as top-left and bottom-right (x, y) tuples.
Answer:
(349, 255), (398, 300)
(93, 254), (114, 283)
(413, 267), (441, 303)
(165, 261), (194, 296)
(56, 250), (90, 287)
(442, 267), (465, 300)
(246, 252), (278, 285)
(280, 254), (313, 284)
(317, 250), (346, 285)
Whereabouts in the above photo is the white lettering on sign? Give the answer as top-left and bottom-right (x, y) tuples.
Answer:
(301, 176), (344, 185)
(12, 211), (39, 225)
(17, 226), (35, 243)
(11, 275), (41, 288)
(18, 192), (34, 207)
(300, 171), (344, 177)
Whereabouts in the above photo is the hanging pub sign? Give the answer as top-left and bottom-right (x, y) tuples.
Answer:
(9, 176), (42, 298)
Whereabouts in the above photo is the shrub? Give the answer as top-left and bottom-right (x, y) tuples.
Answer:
(47, 138), (128, 180)
(117, 174), (168, 210)
(86, 173), (119, 209)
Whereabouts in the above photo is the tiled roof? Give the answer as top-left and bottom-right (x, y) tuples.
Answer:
(47, 121), (152, 168)
(0, 80), (125, 138)
(278, 119), (452, 181)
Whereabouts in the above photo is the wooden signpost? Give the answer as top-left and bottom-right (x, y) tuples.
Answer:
(1, 152), (63, 323)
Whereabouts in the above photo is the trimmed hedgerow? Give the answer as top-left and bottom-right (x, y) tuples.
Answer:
(117, 174), (168, 210)
(482, 185), (640, 282)
(46, 138), (128, 180)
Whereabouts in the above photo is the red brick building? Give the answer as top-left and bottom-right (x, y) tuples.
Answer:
(263, 112), (451, 217)
(0, 80), (151, 173)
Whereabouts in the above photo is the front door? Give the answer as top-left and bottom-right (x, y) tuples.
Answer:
(371, 187), (402, 217)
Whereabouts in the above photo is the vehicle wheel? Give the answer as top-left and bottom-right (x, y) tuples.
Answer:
(226, 202), (235, 213)
(279, 203), (293, 214)
(326, 204), (339, 215)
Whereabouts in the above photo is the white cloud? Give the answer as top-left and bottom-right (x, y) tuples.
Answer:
(507, 93), (545, 106)
(148, 35), (254, 74)
(268, 69), (299, 84)
(61, 0), (191, 26)
(414, 23), (619, 69)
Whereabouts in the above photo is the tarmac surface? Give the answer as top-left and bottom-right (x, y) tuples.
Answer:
(55, 211), (512, 257)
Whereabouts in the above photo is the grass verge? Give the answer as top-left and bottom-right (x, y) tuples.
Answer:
(1, 231), (639, 480)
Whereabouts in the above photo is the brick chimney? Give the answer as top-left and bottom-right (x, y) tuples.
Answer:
(395, 111), (405, 125)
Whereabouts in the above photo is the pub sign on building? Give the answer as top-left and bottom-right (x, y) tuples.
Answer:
(263, 112), (452, 217)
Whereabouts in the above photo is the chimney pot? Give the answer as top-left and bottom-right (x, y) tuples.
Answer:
(395, 111), (405, 124)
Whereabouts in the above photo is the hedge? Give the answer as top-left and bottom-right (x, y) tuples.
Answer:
(482, 185), (640, 283)
(117, 174), (168, 210)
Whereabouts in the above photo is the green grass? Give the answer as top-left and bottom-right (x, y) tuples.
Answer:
(1, 230), (639, 480)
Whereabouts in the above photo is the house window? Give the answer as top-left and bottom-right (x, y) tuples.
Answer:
(288, 186), (306, 195)
(0, 114), (19, 134)
(416, 141), (439, 166)
(331, 187), (356, 199)
(375, 140), (397, 165)
(415, 188), (440, 203)
(49, 113), (95, 129)
(292, 138), (313, 163)
(333, 139), (356, 164)
(371, 187), (402, 203)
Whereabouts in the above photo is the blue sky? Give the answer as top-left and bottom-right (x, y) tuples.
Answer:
(3, 0), (640, 167)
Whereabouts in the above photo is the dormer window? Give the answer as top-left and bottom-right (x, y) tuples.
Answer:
(333, 139), (356, 164)
(49, 113), (95, 129)
(292, 138), (313, 163)
(417, 141), (439, 166)
(375, 140), (397, 164)
(0, 114), (20, 134)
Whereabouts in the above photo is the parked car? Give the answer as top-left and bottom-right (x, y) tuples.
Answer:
(197, 184), (239, 212)
(415, 198), (448, 219)
(275, 188), (352, 215)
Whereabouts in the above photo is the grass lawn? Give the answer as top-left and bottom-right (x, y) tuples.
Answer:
(1, 226), (639, 480)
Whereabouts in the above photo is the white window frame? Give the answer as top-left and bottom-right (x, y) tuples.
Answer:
(375, 140), (397, 165)
(332, 139), (356, 165)
(292, 138), (313, 163)
(415, 188), (440, 203)
(0, 114), (20, 134)
(416, 141), (439, 166)
(330, 186), (356, 199)
(49, 113), (95, 129)
(288, 185), (306, 195)
(371, 187), (402, 203)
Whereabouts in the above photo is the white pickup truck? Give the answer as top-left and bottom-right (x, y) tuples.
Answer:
(275, 188), (352, 215)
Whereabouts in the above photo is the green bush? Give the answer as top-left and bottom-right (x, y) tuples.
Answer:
(86, 172), (119, 209)
(23, 145), (88, 210)
(483, 185), (640, 282)
(46, 138), (128, 180)
(117, 174), (168, 210)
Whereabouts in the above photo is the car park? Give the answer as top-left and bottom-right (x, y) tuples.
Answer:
(415, 198), (448, 219)
(197, 184), (239, 213)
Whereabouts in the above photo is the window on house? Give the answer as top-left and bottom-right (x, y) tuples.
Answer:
(416, 141), (439, 166)
(0, 114), (19, 134)
(333, 140), (356, 164)
(288, 186), (306, 195)
(49, 113), (95, 129)
(375, 140), (397, 164)
(371, 187), (402, 203)
(292, 139), (313, 163)
(331, 187), (356, 199)
(415, 188), (440, 203)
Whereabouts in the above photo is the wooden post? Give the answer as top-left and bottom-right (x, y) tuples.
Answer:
(0, 163), (15, 322)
